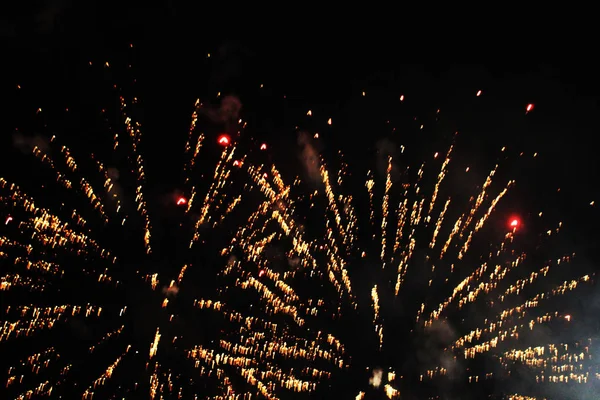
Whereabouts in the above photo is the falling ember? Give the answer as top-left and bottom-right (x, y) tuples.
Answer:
(4, 216), (12, 225)
(399, 95), (404, 101)
(176, 197), (187, 206)
(327, 118), (332, 125)
(233, 160), (241, 167)
(526, 103), (534, 113)
(217, 134), (230, 146)
(260, 143), (267, 150)
(476, 90), (482, 96)
(509, 218), (520, 228)
(258, 269), (265, 278)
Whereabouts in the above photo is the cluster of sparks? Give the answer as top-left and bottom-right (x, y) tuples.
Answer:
(0, 57), (597, 400)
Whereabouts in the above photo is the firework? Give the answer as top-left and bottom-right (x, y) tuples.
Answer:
(1, 55), (598, 400)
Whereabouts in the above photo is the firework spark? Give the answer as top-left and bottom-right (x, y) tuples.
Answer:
(1, 56), (597, 400)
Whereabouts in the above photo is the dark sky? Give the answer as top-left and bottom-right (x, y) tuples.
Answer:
(2, 3), (600, 399)
(3, 1), (599, 252)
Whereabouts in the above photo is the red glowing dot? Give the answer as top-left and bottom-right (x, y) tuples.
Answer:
(176, 197), (187, 206)
(260, 143), (267, 150)
(510, 218), (520, 228)
(233, 160), (240, 167)
(5, 216), (13, 225)
(526, 103), (534, 113)
(218, 134), (230, 146)
(258, 269), (265, 278)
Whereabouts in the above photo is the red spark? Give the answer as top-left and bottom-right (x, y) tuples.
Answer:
(176, 197), (187, 206)
(509, 218), (520, 228)
(526, 103), (534, 113)
(258, 269), (265, 278)
(260, 143), (267, 150)
(218, 134), (230, 146)
(5, 216), (13, 225)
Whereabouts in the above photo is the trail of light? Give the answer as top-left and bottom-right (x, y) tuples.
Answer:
(500, 339), (595, 384)
(427, 146), (453, 218)
(366, 171), (375, 230)
(457, 181), (514, 260)
(425, 226), (519, 326)
(240, 277), (305, 326)
(429, 198), (450, 249)
(93, 158), (123, 215)
(119, 96), (152, 253)
(89, 325), (125, 353)
(150, 327), (161, 358)
(1, 304), (102, 342)
(245, 166), (319, 272)
(30, 142), (108, 224)
(380, 156), (392, 268)
(458, 165), (498, 238)
(371, 285), (383, 349)
(59, 144), (109, 223)
(499, 254), (574, 302)
(6, 347), (59, 389)
(190, 146), (235, 246)
(392, 199), (408, 256)
(320, 162), (346, 239)
(82, 344), (131, 399)
(183, 99), (203, 184)
(456, 274), (593, 357)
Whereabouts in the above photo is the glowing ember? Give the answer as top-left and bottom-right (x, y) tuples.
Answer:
(218, 134), (230, 146)
(176, 197), (187, 206)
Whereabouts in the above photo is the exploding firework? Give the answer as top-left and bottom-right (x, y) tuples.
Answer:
(1, 78), (347, 399)
(1, 57), (598, 400)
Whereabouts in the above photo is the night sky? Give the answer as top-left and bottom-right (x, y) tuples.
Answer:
(2, 3), (600, 400)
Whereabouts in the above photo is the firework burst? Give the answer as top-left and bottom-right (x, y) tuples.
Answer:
(1, 56), (598, 400)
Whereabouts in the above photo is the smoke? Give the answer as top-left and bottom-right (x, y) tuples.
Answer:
(297, 131), (321, 184)
(202, 95), (242, 126)
(227, 255), (237, 267)
(415, 319), (462, 379)
(106, 167), (124, 201)
(12, 133), (49, 154)
(369, 368), (383, 388)
(288, 257), (301, 269)
(162, 284), (179, 297)
(375, 138), (401, 181)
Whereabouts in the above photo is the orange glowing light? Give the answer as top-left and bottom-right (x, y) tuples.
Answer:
(218, 134), (230, 146)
